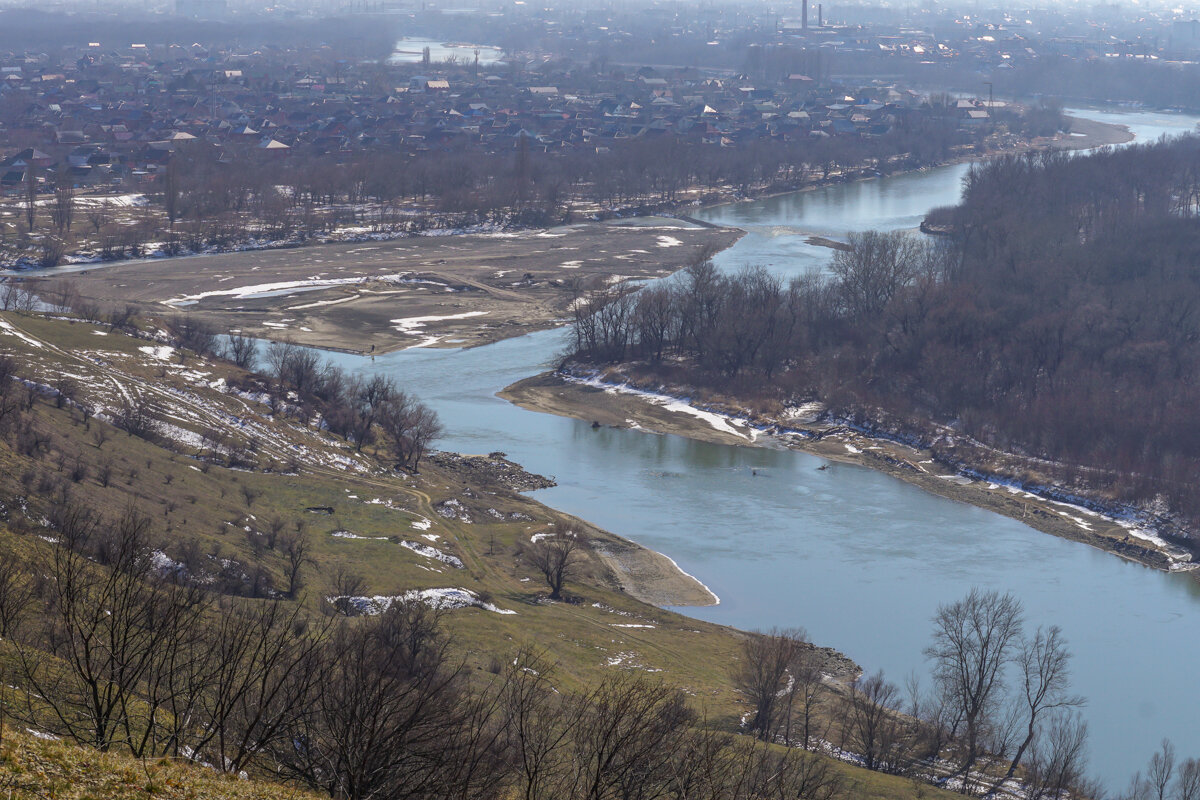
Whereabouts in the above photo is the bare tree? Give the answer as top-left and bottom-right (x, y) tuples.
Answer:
(987, 625), (1085, 795)
(113, 395), (157, 440)
(12, 509), (208, 752)
(504, 647), (572, 800)
(50, 173), (75, 235)
(23, 163), (36, 231)
(0, 545), (33, 638)
(830, 229), (922, 319)
(1149, 740), (1177, 800)
(225, 334), (258, 370)
(328, 567), (367, 615)
(378, 393), (443, 472)
(1177, 757), (1200, 800)
(281, 528), (311, 598)
(925, 588), (1024, 787)
(276, 601), (505, 800)
(732, 627), (806, 743)
(183, 598), (327, 773)
(565, 672), (694, 800)
(841, 670), (903, 773)
(1023, 712), (1091, 800)
(525, 533), (581, 601)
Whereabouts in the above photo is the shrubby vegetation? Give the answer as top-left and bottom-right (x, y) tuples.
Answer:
(0, 502), (860, 800)
(570, 135), (1200, 529)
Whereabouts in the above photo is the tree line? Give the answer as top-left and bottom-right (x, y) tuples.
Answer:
(732, 589), (1096, 798)
(2, 103), (1032, 269)
(570, 135), (1200, 529)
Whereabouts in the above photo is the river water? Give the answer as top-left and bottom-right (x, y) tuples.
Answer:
(17, 107), (1199, 785)
(319, 107), (1200, 787)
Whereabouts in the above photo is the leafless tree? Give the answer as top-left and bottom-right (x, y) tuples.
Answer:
(1149, 740), (1177, 800)
(1177, 757), (1200, 800)
(987, 625), (1085, 795)
(841, 670), (910, 773)
(504, 647), (572, 800)
(925, 588), (1024, 788)
(191, 598), (328, 774)
(328, 566), (368, 616)
(525, 533), (581, 600)
(732, 627), (806, 743)
(281, 528), (311, 598)
(113, 395), (158, 440)
(12, 509), (208, 752)
(1023, 712), (1091, 800)
(0, 545), (33, 638)
(277, 601), (505, 800)
(225, 334), (258, 370)
(50, 173), (74, 235)
(565, 672), (694, 800)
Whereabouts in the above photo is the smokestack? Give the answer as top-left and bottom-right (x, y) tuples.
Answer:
(818, 4), (823, 26)
(802, 0), (808, 29)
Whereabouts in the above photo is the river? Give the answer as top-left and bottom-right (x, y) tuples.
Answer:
(21, 107), (1200, 786)
(318, 107), (1200, 788)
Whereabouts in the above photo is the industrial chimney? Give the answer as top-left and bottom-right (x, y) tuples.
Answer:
(802, 0), (808, 29)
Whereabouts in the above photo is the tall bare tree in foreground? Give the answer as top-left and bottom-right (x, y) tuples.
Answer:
(925, 588), (1024, 791)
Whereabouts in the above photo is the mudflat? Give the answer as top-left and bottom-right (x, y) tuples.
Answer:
(47, 219), (742, 353)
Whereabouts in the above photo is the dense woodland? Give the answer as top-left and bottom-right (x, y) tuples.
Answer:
(569, 135), (1200, 529)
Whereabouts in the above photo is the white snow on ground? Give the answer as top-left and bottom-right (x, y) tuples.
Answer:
(844, 443), (861, 454)
(656, 235), (683, 247)
(611, 623), (656, 628)
(331, 531), (390, 541)
(330, 588), (516, 615)
(75, 193), (147, 208)
(0, 317), (43, 348)
(25, 728), (60, 741)
(565, 372), (751, 441)
(411, 516), (432, 531)
(391, 311), (488, 335)
(399, 540), (464, 568)
(163, 273), (428, 305)
(604, 651), (662, 671)
(288, 294), (362, 310)
(138, 345), (175, 361)
(150, 550), (185, 574)
(783, 401), (824, 421)
(530, 532), (552, 543)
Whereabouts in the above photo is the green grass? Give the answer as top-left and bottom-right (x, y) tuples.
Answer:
(0, 726), (323, 800)
(0, 310), (963, 800)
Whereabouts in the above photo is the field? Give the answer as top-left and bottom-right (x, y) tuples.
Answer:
(27, 220), (741, 353)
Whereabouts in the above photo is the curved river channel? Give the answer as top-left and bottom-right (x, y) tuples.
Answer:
(18, 107), (1198, 786)
(325, 108), (1200, 788)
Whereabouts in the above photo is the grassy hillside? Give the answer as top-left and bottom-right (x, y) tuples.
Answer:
(0, 309), (966, 800)
(0, 726), (323, 800)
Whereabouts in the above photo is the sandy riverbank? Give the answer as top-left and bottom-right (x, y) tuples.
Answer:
(500, 369), (1195, 574)
(37, 221), (742, 355)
